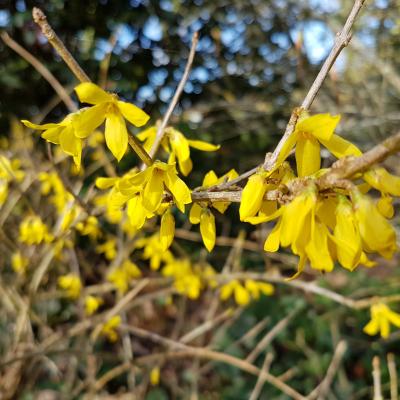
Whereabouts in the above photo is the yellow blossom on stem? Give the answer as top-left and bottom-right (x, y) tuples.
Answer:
(363, 303), (400, 339)
(19, 215), (53, 245)
(276, 113), (362, 177)
(11, 251), (29, 275)
(107, 260), (142, 294)
(76, 215), (102, 240)
(135, 233), (174, 270)
(58, 274), (82, 299)
(220, 280), (251, 306)
(96, 238), (117, 261)
(162, 258), (203, 299)
(364, 167), (400, 196)
(353, 191), (397, 259)
(75, 82), (150, 161)
(137, 126), (220, 176)
(22, 107), (104, 169)
(84, 295), (103, 316)
(101, 315), (122, 342)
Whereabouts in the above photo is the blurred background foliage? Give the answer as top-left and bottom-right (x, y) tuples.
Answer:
(0, 0), (400, 399)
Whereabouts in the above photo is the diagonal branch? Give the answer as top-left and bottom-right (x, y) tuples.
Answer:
(145, 32), (199, 162)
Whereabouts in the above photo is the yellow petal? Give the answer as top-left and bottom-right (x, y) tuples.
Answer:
(239, 173), (267, 220)
(189, 203), (202, 224)
(105, 112), (128, 161)
(117, 100), (150, 127)
(59, 125), (82, 158)
(305, 222), (334, 272)
(142, 170), (164, 213)
(275, 130), (299, 166)
(164, 168), (192, 213)
(187, 139), (220, 151)
(21, 120), (58, 130)
(75, 82), (112, 104)
(264, 219), (282, 252)
(377, 195), (394, 219)
(160, 210), (175, 251)
(178, 156), (193, 177)
(200, 208), (216, 252)
(202, 170), (219, 187)
(41, 127), (63, 144)
(363, 318), (380, 336)
(295, 137), (320, 177)
(296, 113), (340, 141)
(75, 104), (107, 138)
(319, 134), (362, 159)
(234, 284), (250, 306)
(95, 177), (118, 189)
(364, 168), (400, 196)
(127, 195), (149, 229)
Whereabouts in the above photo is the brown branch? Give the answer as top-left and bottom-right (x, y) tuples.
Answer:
(309, 340), (347, 400)
(145, 32), (199, 162)
(387, 353), (398, 400)
(32, 7), (90, 83)
(136, 347), (307, 400)
(0, 32), (76, 112)
(317, 131), (400, 190)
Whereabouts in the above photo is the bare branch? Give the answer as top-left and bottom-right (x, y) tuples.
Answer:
(32, 7), (90, 83)
(145, 32), (199, 162)
(1, 32), (76, 112)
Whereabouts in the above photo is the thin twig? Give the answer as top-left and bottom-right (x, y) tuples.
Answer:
(145, 32), (199, 162)
(387, 353), (398, 400)
(264, 0), (366, 172)
(1, 32), (76, 111)
(310, 340), (347, 400)
(246, 307), (302, 364)
(136, 346), (307, 400)
(32, 7), (90, 83)
(249, 352), (274, 400)
(372, 356), (383, 400)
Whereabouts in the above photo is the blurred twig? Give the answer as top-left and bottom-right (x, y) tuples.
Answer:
(32, 7), (90, 82)
(0, 32), (76, 111)
(145, 31), (199, 162)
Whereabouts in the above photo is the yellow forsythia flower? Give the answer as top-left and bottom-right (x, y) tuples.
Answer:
(353, 191), (397, 259)
(84, 295), (103, 316)
(377, 195), (394, 219)
(96, 238), (117, 260)
(220, 279), (274, 306)
(276, 113), (361, 177)
(135, 234), (174, 270)
(150, 367), (160, 386)
(11, 251), (29, 275)
(58, 274), (82, 299)
(22, 109), (99, 169)
(162, 258), (202, 299)
(76, 215), (102, 240)
(363, 303), (400, 339)
(19, 215), (53, 245)
(101, 315), (122, 342)
(160, 208), (175, 251)
(220, 280), (251, 306)
(137, 126), (220, 176)
(75, 82), (150, 161)
(107, 260), (142, 294)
